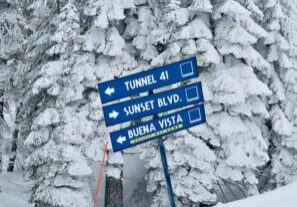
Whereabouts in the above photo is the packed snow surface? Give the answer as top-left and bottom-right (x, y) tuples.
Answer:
(1, 171), (297, 207)
(0, 172), (32, 207)
(216, 181), (297, 207)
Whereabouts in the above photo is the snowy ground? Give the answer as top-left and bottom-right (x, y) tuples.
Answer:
(0, 153), (152, 207)
(0, 172), (32, 207)
(216, 181), (297, 207)
(2, 166), (297, 207)
(123, 152), (153, 207)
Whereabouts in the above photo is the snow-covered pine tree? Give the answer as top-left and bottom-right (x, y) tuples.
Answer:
(82, 1), (137, 206)
(0, 0), (25, 60)
(127, 0), (275, 205)
(20, 1), (94, 206)
(126, 0), (219, 206)
(211, 0), (273, 196)
(17, 0), (138, 206)
(252, 0), (294, 191)
(269, 0), (297, 186)
(0, 0), (27, 173)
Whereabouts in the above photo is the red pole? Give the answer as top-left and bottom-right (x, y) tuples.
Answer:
(93, 141), (108, 207)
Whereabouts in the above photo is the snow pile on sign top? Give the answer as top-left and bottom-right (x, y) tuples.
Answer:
(216, 181), (297, 207)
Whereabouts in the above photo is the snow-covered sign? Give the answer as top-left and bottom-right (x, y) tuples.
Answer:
(97, 57), (198, 103)
(98, 57), (205, 152)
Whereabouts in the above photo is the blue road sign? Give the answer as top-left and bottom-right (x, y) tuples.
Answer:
(110, 104), (206, 152)
(103, 82), (204, 126)
(98, 57), (198, 104)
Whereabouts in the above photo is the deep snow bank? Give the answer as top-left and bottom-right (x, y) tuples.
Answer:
(216, 181), (297, 207)
(0, 172), (32, 207)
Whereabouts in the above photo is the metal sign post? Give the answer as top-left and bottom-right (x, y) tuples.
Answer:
(159, 137), (176, 207)
(149, 86), (177, 207)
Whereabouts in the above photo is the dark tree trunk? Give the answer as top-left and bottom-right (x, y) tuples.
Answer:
(0, 99), (3, 119)
(105, 173), (123, 207)
(7, 128), (18, 172)
(0, 90), (4, 172)
(0, 140), (2, 173)
(56, 0), (60, 13)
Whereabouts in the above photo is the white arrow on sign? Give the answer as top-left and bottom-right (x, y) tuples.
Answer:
(117, 135), (126, 144)
(109, 110), (119, 119)
(105, 86), (115, 96)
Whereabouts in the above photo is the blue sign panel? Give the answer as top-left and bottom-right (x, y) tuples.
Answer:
(110, 104), (206, 152)
(98, 57), (198, 104)
(103, 82), (204, 126)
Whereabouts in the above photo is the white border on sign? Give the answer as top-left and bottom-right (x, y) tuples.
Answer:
(180, 61), (194, 78)
(185, 86), (199, 102)
(188, 108), (202, 124)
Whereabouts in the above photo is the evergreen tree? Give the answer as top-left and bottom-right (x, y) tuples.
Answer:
(83, 0), (136, 206)
(249, 0), (292, 191)
(211, 0), (272, 196)
(269, 0), (297, 186)
(127, 0), (219, 206)
(20, 0), (137, 206)
(132, 0), (275, 206)
(0, 0), (27, 173)
(21, 1), (93, 206)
